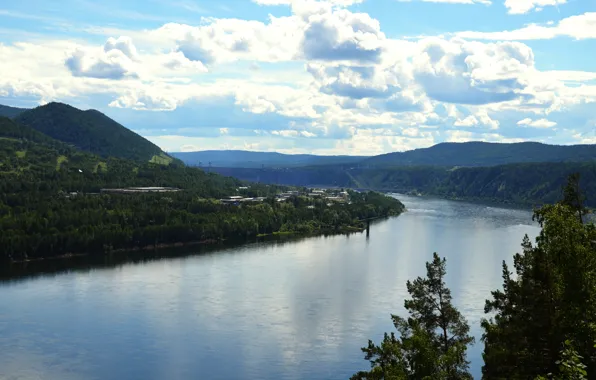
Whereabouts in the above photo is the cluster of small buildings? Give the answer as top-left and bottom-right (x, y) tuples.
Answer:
(275, 188), (350, 203)
(219, 196), (266, 205)
(100, 187), (181, 194)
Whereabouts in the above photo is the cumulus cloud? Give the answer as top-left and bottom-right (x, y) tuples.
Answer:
(109, 90), (179, 111)
(457, 12), (596, 40)
(65, 48), (137, 79)
(517, 118), (557, 128)
(301, 9), (385, 62)
(413, 38), (534, 105)
(397, 0), (491, 4)
(309, 64), (398, 98)
(2, 0), (596, 153)
(65, 37), (140, 79)
(161, 51), (208, 72)
(453, 109), (500, 129)
(253, 0), (364, 6)
(104, 36), (139, 61)
(504, 0), (566, 14)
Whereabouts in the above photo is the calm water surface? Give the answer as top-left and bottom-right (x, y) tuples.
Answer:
(0, 194), (540, 380)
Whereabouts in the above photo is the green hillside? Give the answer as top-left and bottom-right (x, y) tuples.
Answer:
(0, 117), (243, 195)
(14, 102), (168, 162)
(0, 118), (403, 262)
(0, 104), (28, 118)
(363, 141), (596, 167)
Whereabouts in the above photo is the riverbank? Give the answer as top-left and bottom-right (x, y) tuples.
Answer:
(5, 213), (397, 265)
(1, 190), (405, 263)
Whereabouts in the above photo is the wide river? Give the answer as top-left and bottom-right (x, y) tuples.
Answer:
(0, 194), (541, 380)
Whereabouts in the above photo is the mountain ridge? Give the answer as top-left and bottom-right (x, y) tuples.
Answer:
(362, 141), (596, 167)
(13, 102), (172, 163)
(170, 150), (369, 168)
(0, 104), (28, 118)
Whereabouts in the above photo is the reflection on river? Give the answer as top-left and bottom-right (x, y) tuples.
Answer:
(0, 194), (540, 379)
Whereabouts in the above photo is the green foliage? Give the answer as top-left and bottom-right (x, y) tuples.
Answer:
(149, 153), (174, 166)
(536, 341), (588, 380)
(481, 174), (596, 379)
(15, 102), (168, 162)
(352, 253), (473, 380)
(0, 125), (404, 262)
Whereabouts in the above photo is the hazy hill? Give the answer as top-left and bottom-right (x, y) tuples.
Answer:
(171, 150), (369, 168)
(174, 142), (596, 169)
(14, 102), (171, 163)
(0, 104), (28, 118)
(209, 162), (596, 207)
(363, 141), (596, 167)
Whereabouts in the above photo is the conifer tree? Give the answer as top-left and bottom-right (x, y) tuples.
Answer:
(482, 174), (596, 379)
(352, 253), (473, 380)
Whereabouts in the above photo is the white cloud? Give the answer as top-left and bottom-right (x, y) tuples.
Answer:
(65, 48), (138, 79)
(253, 0), (364, 6)
(517, 118), (557, 128)
(397, 0), (491, 4)
(109, 89), (179, 111)
(413, 38), (535, 105)
(504, 0), (566, 14)
(2, 1), (596, 153)
(457, 12), (596, 40)
(104, 36), (139, 61)
(445, 130), (524, 143)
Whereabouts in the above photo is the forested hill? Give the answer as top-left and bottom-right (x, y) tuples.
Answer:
(0, 117), (244, 196)
(0, 117), (64, 146)
(171, 150), (369, 168)
(0, 104), (28, 118)
(0, 121), (404, 262)
(363, 141), (596, 167)
(210, 163), (596, 207)
(13, 102), (171, 163)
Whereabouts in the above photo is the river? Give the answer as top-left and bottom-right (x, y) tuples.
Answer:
(0, 194), (541, 380)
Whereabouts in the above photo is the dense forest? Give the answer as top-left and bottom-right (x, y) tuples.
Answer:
(209, 163), (596, 207)
(352, 174), (596, 379)
(0, 117), (404, 262)
(0, 104), (27, 118)
(14, 102), (171, 162)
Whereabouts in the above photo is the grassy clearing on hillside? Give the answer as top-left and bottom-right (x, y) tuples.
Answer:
(94, 161), (108, 173)
(56, 155), (68, 171)
(149, 153), (173, 166)
(15, 150), (26, 158)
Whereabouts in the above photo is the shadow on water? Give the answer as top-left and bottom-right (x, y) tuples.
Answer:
(0, 229), (370, 285)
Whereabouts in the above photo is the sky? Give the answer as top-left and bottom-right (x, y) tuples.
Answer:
(1, 0), (595, 155)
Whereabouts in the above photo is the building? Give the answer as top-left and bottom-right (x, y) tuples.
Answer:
(100, 187), (180, 194)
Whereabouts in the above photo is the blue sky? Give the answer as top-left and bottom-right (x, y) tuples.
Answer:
(1, 0), (595, 155)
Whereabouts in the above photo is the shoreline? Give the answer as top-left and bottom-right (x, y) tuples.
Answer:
(5, 220), (389, 265)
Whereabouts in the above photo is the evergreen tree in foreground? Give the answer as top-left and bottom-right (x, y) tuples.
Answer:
(482, 173), (596, 379)
(352, 253), (474, 379)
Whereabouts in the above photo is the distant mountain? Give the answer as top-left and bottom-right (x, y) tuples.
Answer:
(14, 102), (172, 163)
(209, 162), (596, 207)
(171, 150), (369, 168)
(363, 141), (596, 167)
(0, 104), (28, 118)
